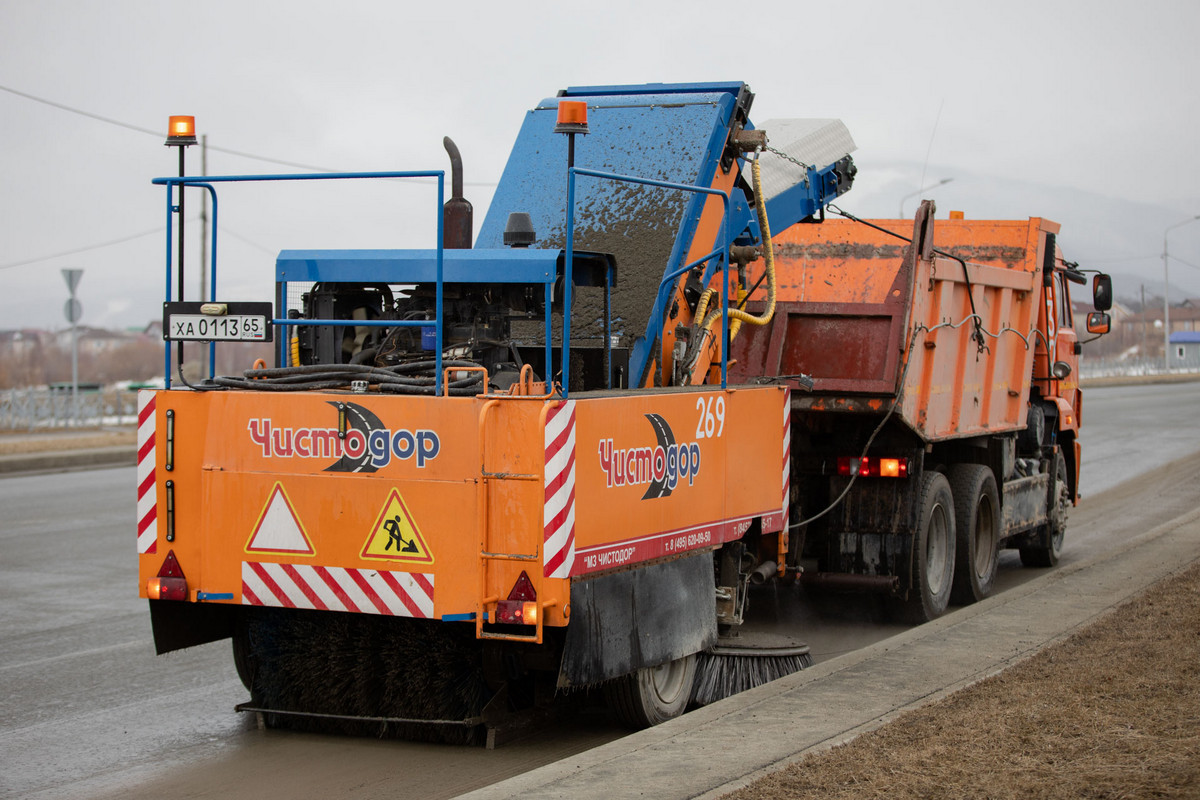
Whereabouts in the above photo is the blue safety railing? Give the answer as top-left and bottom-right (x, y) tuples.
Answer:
(565, 167), (731, 394)
(151, 171), (446, 394)
(155, 167), (733, 399)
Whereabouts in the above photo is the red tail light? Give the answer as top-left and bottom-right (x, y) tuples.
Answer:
(494, 600), (539, 625)
(494, 571), (538, 624)
(837, 456), (909, 478)
(147, 550), (188, 601)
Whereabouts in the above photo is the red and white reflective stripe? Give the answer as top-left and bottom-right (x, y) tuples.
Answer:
(241, 562), (434, 618)
(782, 388), (791, 532)
(573, 509), (777, 574)
(136, 391), (157, 555)
(543, 399), (576, 579)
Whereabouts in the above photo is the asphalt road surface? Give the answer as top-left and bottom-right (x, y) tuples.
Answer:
(2, 381), (1198, 800)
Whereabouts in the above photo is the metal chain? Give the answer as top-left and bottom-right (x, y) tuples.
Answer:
(763, 144), (810, 186)
(764, 144), (811, 173)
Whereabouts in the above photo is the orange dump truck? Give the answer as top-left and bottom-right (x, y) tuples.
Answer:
(730, 202), (1112, 620)
(138, 82), (1110, 742)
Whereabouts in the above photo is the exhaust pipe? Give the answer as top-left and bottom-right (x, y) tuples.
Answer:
(799, 572), (900, 593)
(749, 560), (777, 585)
(442, 137), (473, 250)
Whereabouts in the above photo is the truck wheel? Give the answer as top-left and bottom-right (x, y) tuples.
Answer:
(605, 654), (697, 728)
(231, 617), (257, 693)
(896, 471), (956, 623)
(1018, 404), (1045, 453)
(1020, 452), (1069, 567)
(949, 464), (1000, 604)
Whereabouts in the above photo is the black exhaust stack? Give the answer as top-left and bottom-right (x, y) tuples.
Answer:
(442, 137), (473, 249)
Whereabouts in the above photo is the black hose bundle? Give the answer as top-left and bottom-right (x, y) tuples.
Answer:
(212, 359), (486, 395)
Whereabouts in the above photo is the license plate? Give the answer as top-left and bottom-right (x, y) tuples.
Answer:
(167, 314), (267, 341)
(162, 302), (274, 342)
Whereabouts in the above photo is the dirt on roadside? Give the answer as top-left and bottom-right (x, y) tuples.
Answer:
(726, 560), (1200, 800)
(0, 428), (136, 455)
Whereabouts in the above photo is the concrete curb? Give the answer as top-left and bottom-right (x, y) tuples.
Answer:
(460, 505), (1200, 800)
(0, 446), (136, 476)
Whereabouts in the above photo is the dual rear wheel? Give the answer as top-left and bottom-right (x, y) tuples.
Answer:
(949, 464), (1000, 604)
(897, 471), (957, 623)
(900, 464), (1004, 622)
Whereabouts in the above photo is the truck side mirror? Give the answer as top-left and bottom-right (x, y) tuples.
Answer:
(1086, 311), (1110, 335)
(1092, 274), (1113, 311)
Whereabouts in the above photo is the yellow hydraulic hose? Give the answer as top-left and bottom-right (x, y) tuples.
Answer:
(694, 156), (777, 359)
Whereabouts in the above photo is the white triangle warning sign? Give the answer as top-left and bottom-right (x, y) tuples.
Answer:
(360, 488), (433, 564)
(246, 483), (315, 557)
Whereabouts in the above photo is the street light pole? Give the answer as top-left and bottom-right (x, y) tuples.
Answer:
(899, 177), (953, 218)
(1162, 214), (1200, 371)
(61, 269), (83, 427)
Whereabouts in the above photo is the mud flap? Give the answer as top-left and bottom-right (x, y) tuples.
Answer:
(558, 551), (717, 687)
(149, 599), (236, 655)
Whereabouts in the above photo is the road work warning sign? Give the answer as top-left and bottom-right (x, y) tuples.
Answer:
(245, 482), (315, 557)
(361, 488), (433, 565)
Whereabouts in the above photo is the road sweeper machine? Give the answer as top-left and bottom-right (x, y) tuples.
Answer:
(140, 82), (1112, 743)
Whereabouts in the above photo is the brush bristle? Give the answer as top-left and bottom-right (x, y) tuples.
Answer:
(246, 608), (488, 744)
(690, 650), (815, 707)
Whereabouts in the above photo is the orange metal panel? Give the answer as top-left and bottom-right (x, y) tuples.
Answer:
(138, 385), (787, 630)
(572, 387), (785, 570)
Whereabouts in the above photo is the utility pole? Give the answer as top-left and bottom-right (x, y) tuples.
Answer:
(1141, 284), (1147, 363)
(61, 269), (83, 427)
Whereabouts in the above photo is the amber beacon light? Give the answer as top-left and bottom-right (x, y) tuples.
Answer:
(554, 100), (589, 135)
(164, 115), (197, 307)
(166, 115), (197, 146)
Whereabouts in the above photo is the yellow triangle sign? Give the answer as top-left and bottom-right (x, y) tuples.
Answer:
(361, 488), (433, 565)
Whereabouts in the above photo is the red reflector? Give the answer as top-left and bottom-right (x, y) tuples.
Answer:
(507, 571), (537, 602)
(157, 550), (186, 579)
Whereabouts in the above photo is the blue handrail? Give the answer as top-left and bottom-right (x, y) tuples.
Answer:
(565, 167), (731, 395)
(152, 171), (445, 394)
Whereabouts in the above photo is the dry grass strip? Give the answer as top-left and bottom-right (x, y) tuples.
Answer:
(728, 561), (1200, 799)
(0, 429), (135, 455)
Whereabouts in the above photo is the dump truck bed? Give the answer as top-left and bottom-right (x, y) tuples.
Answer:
(729, 213), (1057, 442)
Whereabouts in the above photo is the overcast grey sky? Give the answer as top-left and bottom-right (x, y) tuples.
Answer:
(2, 0), (1199, 332)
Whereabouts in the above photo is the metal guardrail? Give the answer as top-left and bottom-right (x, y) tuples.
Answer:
(1080, 359), (1200, 380)
(0, 388), (139, 431)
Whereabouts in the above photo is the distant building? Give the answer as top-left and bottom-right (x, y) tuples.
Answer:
(0, 329), (52, 354)
(1169, 331), (1200, 369)
(50, 326), (146, 355)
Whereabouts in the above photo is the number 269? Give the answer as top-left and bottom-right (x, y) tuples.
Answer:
(695, 395), (725, 439)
